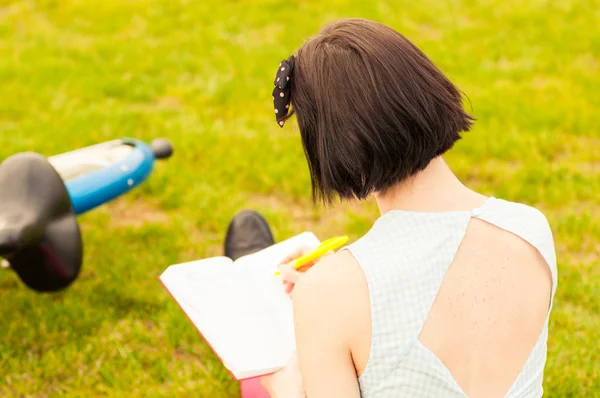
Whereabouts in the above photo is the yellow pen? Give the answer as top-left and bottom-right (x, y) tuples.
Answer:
(274, 235), (349, 276)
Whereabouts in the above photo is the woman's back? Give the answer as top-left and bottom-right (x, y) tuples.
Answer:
(343, 196), (556, 397)
(262, 18), (558, 398)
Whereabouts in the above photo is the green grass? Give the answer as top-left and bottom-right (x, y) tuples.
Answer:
(0, 0), (598, 396)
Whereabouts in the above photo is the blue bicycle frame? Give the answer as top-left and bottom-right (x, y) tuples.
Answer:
(48, 137), (172, 215)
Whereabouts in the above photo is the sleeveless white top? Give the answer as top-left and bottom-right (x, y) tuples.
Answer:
(344, 197), (557, 397)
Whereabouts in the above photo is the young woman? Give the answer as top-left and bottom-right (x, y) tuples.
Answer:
(228, 18), (557, 398)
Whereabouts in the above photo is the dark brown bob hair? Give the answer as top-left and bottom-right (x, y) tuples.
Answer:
(284, 18), (474, 203)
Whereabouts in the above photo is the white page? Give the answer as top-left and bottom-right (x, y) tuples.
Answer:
(161, 256), (233, 280)
(159, 232), (321, 380)
(168, 271), (285, 378)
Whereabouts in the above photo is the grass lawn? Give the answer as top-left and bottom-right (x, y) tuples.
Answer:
(0, 0), (598, 396)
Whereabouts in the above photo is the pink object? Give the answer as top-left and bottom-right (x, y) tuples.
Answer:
(241, 378), (271, 398)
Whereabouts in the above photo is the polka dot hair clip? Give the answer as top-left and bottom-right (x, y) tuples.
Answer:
(272, 55), (295, 127)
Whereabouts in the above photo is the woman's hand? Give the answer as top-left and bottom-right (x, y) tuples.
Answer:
(260, 353), (305, 398)
(278, 247), (333, 296)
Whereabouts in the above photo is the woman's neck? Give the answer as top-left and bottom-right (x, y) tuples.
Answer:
(374, 157), (488, 214)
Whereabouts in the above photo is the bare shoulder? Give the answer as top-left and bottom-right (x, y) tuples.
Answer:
(292, 249), (366, 304)
(292, 249), (371, 362)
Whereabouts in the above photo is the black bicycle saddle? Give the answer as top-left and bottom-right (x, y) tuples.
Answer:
(0, 152), (82, 292)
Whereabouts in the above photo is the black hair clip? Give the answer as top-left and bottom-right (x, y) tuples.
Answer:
(272, 55), (295, 127)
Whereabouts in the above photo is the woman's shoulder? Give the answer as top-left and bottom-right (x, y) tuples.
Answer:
(293, 250), (367, 305)
(292, 249), (370, 345)
(487, 197), (552, 226)
(483, 198), (555, 255)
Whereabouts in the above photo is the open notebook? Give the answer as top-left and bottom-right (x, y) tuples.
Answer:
(159, 232), (321, 380)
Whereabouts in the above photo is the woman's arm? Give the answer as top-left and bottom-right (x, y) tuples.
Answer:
(291, 254), (362, 398)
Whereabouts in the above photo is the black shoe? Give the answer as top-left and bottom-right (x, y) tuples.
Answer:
(224, 210), (275, 261)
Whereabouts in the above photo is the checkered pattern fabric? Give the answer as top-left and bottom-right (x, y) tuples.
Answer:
(345, 197), (557, 397)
